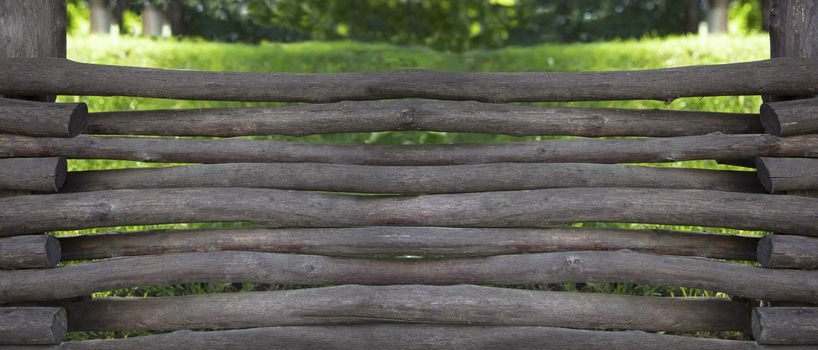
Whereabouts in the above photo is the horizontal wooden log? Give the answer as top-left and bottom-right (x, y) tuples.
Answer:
(758, 234), (818, 269)
(2, 134), (818, 165)
(0, 235), (60, 269)
(0, 325), (800, 350)
(0, 191), (29, 198)
(0, 307), (65, 345)
(2, 250), (818, 303)
(61, 284), (750, 332)
(86, 99), (762, 137)
(0, 158), (66, 192)
(60, 162), (765, 194)
(753, 307), (818, 345)
(58, 227), (759, 261)
(0, 97), (86, 137)
(1, 187), (817, 237)
(2, 58), (818, 102)
(756, 157), (818, 192)
(760, 97), (818, 136)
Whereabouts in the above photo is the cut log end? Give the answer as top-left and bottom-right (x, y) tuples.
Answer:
(754, 157), (774, 193)
(67, 103), (88, 137)
(759, 103), (782, 136)
(751, 308), (764, 342)
(757, 234), (773, 268)
(45, 235), (61, 268)
(50, 308), (67, 344)
(53, 156), (67, 191)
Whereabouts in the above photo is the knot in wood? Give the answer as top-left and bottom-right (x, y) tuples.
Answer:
(398, 108), (416, 126)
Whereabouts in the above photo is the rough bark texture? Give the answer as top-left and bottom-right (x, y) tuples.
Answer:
(0, 307), (66, 345)
(0, 325), (797, 350)
(2, 250), (818, 303)
(753, 307), (818, 345)
(0, 157), (66, 192)
(756, 157), (818, 193)
(0, 98), (87, 137)
(60, 162), (765, 194)
(0, 235), (60, 270)
(769, 0), (818, 102)
(1, 187), (818, 237)
(60, 285), (751, 333)
(0, 1), (66, 102)
(2, 134), (818, 165)
(758, 234), (818, 269)
(760, 97), (818, 136)
(1, 58), (817, 102)
(85, 99), (762, 137)
(58, 227), (759, 261)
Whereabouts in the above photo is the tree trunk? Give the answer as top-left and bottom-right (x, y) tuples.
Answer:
(687, 0), (700, 33)
(707, 0), (730, 34)
(89, 0), (111, 34)
(141, 2), (164, 37)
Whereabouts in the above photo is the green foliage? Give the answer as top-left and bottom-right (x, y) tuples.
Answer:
(59, 34), (769, 340)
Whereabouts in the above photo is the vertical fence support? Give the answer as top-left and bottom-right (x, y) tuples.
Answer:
(768, 0), (818, 102)
(0, 0), (66, 102)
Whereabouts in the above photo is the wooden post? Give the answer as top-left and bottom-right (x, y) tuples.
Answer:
(0, 0), (66, 102)
(0, 235), (61, 269)
(752, 307), (818, 344)
(758, 234), (818, 269)
(768, 0), (818, 102)
(0, 307), (66, 345)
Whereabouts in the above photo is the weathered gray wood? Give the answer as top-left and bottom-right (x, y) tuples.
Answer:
(1, 58), (818, 102)
(0, 1), (66, 102)
(2, 250), (818, 303)
(0, 307), (65, 345)
(0, 235), (60, 269)
(60, 162), (764, 194)
(2, 187), (818, 237)
(753, 307), (818, 345)
(58, 227), (759, 261)
(768, 0), (818, 102)
(0, 98), (87, 137)
(86, 99), (762, 137)
(758, 234), (818, 269)
(0, 158), (66, 192)
(761, 97), (818, 136)
(0, 325), (802, 350)
(60, 285), (750, 332)
(756, 157), (818, 192)
(2, 134), (818, 165)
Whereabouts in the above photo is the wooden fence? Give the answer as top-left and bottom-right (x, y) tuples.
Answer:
(1, 0), (818, 348)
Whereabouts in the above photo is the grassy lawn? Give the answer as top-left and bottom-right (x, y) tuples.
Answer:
(59, 34), (769, 340)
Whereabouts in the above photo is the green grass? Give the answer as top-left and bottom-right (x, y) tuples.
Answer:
(59, 34), (769, 341)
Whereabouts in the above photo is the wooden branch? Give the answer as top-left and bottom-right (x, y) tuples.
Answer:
(753, 307), (818, 345)
(2, 134), (818, 165)
(3, 187), (818, 237)
(58, 227), (759, 261)
(60, 162), (765, 194)
(0, 98), (87, 137)
(0, 307), (65, 345)
(86, 99), (762, 137)
(60, 284), (750, 332)
(2, 187), (818, 237)
(1, 58), (818, 102)
(758, 234), (818, 269)
(0, 325), (786, 350)
(756, 157), (818, 193)
(0, 158), (66, 192)
(2, 250), (818, 303)
(760, 97), (818, 136)
(0, 235), (60, 270)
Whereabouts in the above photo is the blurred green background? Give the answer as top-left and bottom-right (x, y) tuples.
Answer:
(59, 0), (772, 341)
